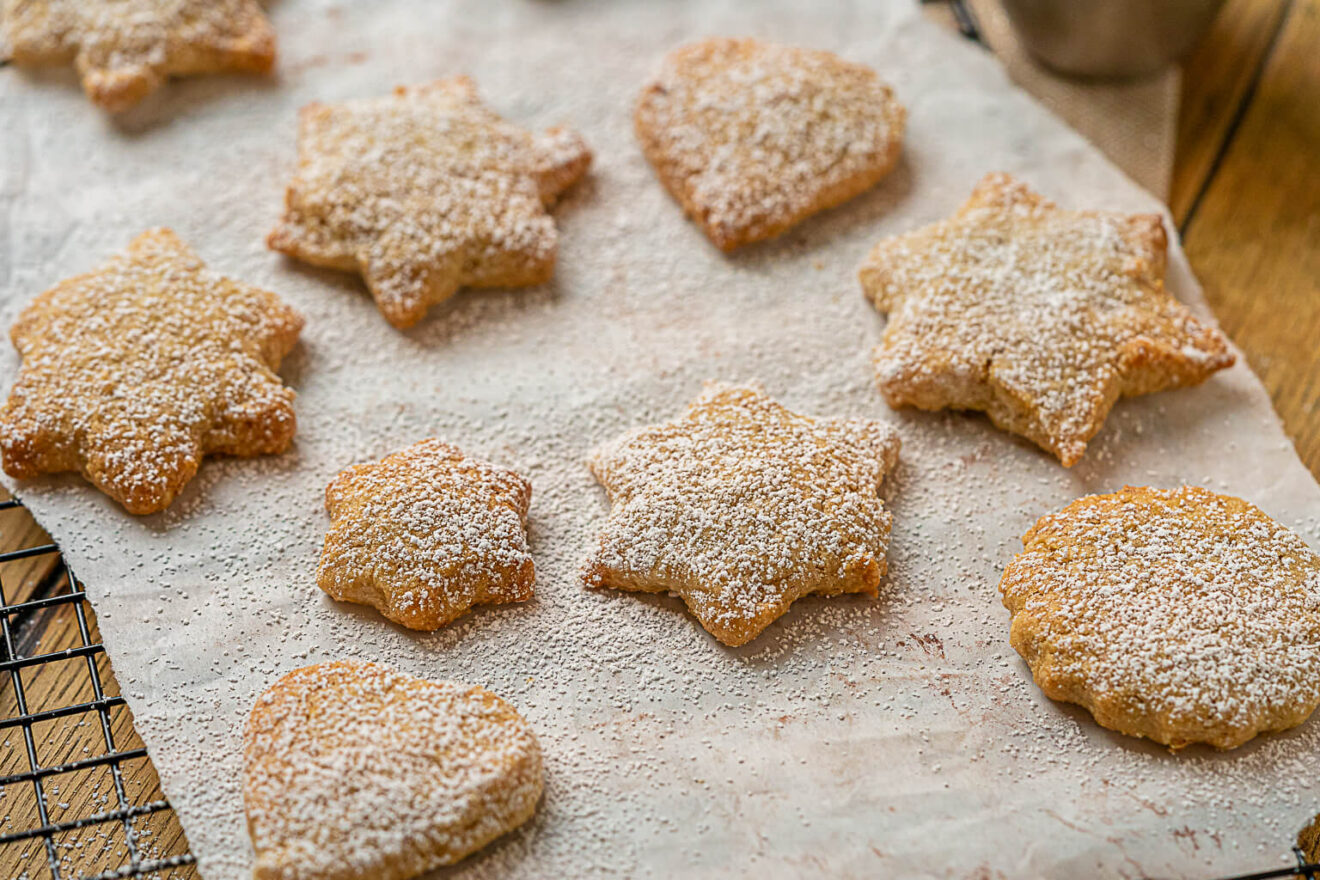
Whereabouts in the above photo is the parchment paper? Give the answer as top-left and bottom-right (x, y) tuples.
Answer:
(2, 2), (1317, 878)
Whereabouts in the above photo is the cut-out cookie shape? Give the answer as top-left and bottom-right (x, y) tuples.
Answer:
(317, 439), (534, 630)
(1, 0), (276, 112)
(859, 172), (1234, 466)
(583, 382), (901, 647)
(268, 77), (592, 329)
(634, 37), (905, 251)
(0, 228), (302, 515)
(244, 660), (543, 880)
(1000, 486), (1320, 749)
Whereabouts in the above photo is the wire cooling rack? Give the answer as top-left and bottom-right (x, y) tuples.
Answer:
(0, 498), (195, 879)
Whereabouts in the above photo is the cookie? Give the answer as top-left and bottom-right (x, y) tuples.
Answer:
(999, 486), (1320, 749)
(584, 382), (901, 647)
(317, 439), (534, 631)
(859, 172), (1234, 466)
(0, 228), (302, 515)
(634, 37), (905, 251)
(1300, 813), (1320, 863)
(268, 77), (591, 329)
(1, 0), (275, 112)
(244, 660), (543, 880)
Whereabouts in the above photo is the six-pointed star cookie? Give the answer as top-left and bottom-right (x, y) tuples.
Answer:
(634, 37), (905, 251)
(1, 0), (276, 112)
(859, 172), (1234, 466)
(268, 77), (592, 330)
(583, 383), (901, 647)
(317, 438), (535, 630)
(0, 228), (303, 515)
(244, 660), (543, 880)
(1000, 486), (1320, 749)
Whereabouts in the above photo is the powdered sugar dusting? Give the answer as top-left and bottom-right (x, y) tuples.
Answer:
(1001, 486), (1320, 749)
(243, 660), (542, 879)
(1, 2), (1318, 878)
(0, 228), (302, 514)
(317, 438), (534, 631)
(635, 37), (905, 249)
(584, 382), (900, 646)
(268, 77), (591, 328)
(1, 0), (275, 110)
(861, 172), (1234, 466)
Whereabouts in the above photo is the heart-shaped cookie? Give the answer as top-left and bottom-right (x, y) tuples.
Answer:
(635, 38), (905, 251)
(243, 660), (542, 880)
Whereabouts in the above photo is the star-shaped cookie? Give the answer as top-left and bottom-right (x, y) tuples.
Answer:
(1, 0), (276, 112)
(859, 172), (1234, 466)
(634, 38), (905, 251)
(244, 660), (543, 880)
(268, 77), (592, 330)
(1000, 486), (1320, 749)
(0, 228), (302, 514)
(317, 439), (535, 631)
(583, 383), (901, 647)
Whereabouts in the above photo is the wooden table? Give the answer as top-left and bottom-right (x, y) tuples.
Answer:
(0, 2), (1316, 877)
(1174, 0), (1320, 478)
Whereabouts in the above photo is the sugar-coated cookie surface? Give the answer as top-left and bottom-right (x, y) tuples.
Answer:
(316, 438), (534, 631)
(634, 37), (905, 251)
(860, 172), (1234, 466)
(584, 382), (901, 647)
(0, 0), (275, 112)
(0, 228), (302, 515)
(268, 77), (591, 330)
(243, 660), (543, 880)
(1000, 486), (1320, 749)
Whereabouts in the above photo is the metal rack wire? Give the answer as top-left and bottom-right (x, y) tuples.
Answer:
(1211, 847), (1319, 880)
(0, 498), (195, 879)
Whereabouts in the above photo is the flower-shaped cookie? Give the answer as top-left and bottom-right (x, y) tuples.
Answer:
(317, 439), (534, 630)
(584, 383), (901, 646)
(0, 228), (302, 514)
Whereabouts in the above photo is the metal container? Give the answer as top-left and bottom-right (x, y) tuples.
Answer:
(998, 0), (1227, 78)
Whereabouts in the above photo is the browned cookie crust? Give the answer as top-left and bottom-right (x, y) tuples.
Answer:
(244, 660), (543, 880)
(269, 77), (591, 329)
(317, 439), (534, 631)
(1, 0), (275, 111)
(0, 228), (302, 514)
(635, 38), (905, 251)
(584, 382), (900, 647)
(860, 173), (1234, 466)
(1000, 486), (1320, 749)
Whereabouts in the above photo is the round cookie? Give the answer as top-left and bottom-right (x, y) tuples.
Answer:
(999, 485), (1320, 749)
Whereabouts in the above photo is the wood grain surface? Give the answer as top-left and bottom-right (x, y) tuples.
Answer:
(1174, 0), (1320, 478)
(1, 1), (1317, 877)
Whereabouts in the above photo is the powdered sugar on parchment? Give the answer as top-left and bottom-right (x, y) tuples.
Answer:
(1, 2), (1319, 879)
